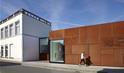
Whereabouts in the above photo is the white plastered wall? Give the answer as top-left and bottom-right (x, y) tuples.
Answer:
(0, 14), (23, 62)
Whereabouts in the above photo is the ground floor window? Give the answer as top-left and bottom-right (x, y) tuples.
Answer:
(0, 44), (14, 58)
(1, 46), (4, 57)
(5, 45), (8, 58)
(50, 40), (64, 63)
(9, 44), (14, 58)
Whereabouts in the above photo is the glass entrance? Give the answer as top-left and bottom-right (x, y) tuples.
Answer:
(50, 40), (64, 63)
(39, 38), (49, 60)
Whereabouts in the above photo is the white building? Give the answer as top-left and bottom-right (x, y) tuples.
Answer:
(0, 9), (51, 62)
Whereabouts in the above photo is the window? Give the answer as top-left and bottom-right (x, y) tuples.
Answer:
(9, 24), (14, 37)
(10, 44), (14, 58)
(1, 28), (4, 39)
(50, 40), (64, 63)
(1, 46), (4, 57)
(15, 21), (20, 35)
(5, 45), (8, 58)
(5, 26), (8, 38)
(40, 38), (49, 53)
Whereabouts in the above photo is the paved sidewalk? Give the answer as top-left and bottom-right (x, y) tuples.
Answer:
(22, 61), (124, 73)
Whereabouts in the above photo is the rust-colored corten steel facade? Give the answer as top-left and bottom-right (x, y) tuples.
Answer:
(49, 21), (124, 67)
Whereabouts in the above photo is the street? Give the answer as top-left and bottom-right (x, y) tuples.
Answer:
(0, 65), (77, 73)
(0, 61), (124, 73)
(0, 61), (76, 73)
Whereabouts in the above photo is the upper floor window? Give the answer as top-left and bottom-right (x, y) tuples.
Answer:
(9, 24), (14, 37)
(5, 26), (8, 38)
(15, 21), (20, 35)
(1, 28), (4, 39)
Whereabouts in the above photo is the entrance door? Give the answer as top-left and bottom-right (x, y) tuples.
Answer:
(39, 38), (49, 60)
(50, 40), (64, 63)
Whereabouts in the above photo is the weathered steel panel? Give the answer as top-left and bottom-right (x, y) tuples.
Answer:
(89, 45), (101, 65)
(65, 45), (72, 55)
(64, 28), (79, 38)
(49, 21), (124, 67)
(101, 54), (115, 66)
(72, 45), (86, 54)
(49, 30), (64, 40)
(79, 27), (87, 44)
(99, 24), (113, 38)
(87, 26), (99, 44)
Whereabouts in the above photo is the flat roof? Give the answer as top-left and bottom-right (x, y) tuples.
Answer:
(51, 20), (124, 31)
(0, 8), (51, 26)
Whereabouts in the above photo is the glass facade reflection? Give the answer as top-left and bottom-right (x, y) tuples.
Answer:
(50, 40), (64, 63)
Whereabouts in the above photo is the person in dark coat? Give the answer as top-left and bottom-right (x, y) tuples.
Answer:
(85, 55), (92, 66)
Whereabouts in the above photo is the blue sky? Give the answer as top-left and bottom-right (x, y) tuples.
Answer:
(0, 0), (124, 30)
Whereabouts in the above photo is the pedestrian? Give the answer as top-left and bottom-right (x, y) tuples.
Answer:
(85, 55), (92, 66)
(80, 52), (86, 65)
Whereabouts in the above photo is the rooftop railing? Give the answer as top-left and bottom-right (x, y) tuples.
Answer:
(0, 9), (51, 26)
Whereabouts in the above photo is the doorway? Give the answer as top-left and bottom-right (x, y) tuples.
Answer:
(39, 38), (49, 60)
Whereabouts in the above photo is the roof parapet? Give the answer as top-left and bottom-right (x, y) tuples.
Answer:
(0, 8), (51, 26)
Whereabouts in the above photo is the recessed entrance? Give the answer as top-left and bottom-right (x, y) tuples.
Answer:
(39, 38), (49, 61)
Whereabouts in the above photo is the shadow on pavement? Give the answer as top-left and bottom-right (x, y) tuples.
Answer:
(97, 68), (124, 73)
(0, 61), (21, 66)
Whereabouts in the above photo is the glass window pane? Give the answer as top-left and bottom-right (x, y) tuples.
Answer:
(50, 40), (64, 63)
(15, 21), (20, 35)
(5, 45), (8, 58)
(1, 28), (4, 39)
(1, 46), (4, 57)
(10, 24), (12, 37)
(9, 24), (14, 37)
(40, 38), (48, 53)
(5, 26), (8, 38)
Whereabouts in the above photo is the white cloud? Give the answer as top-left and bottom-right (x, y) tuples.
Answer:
(40, 0), (66, 20)
(0, 0), (68, 30)
(1, 2), (18, 15)
(44, 0), (109, 30)
(38, 0), (67, 30)
(83, 0), (108, 20)
(51, 20), (83, 30)
(0, 0), (29, 18)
